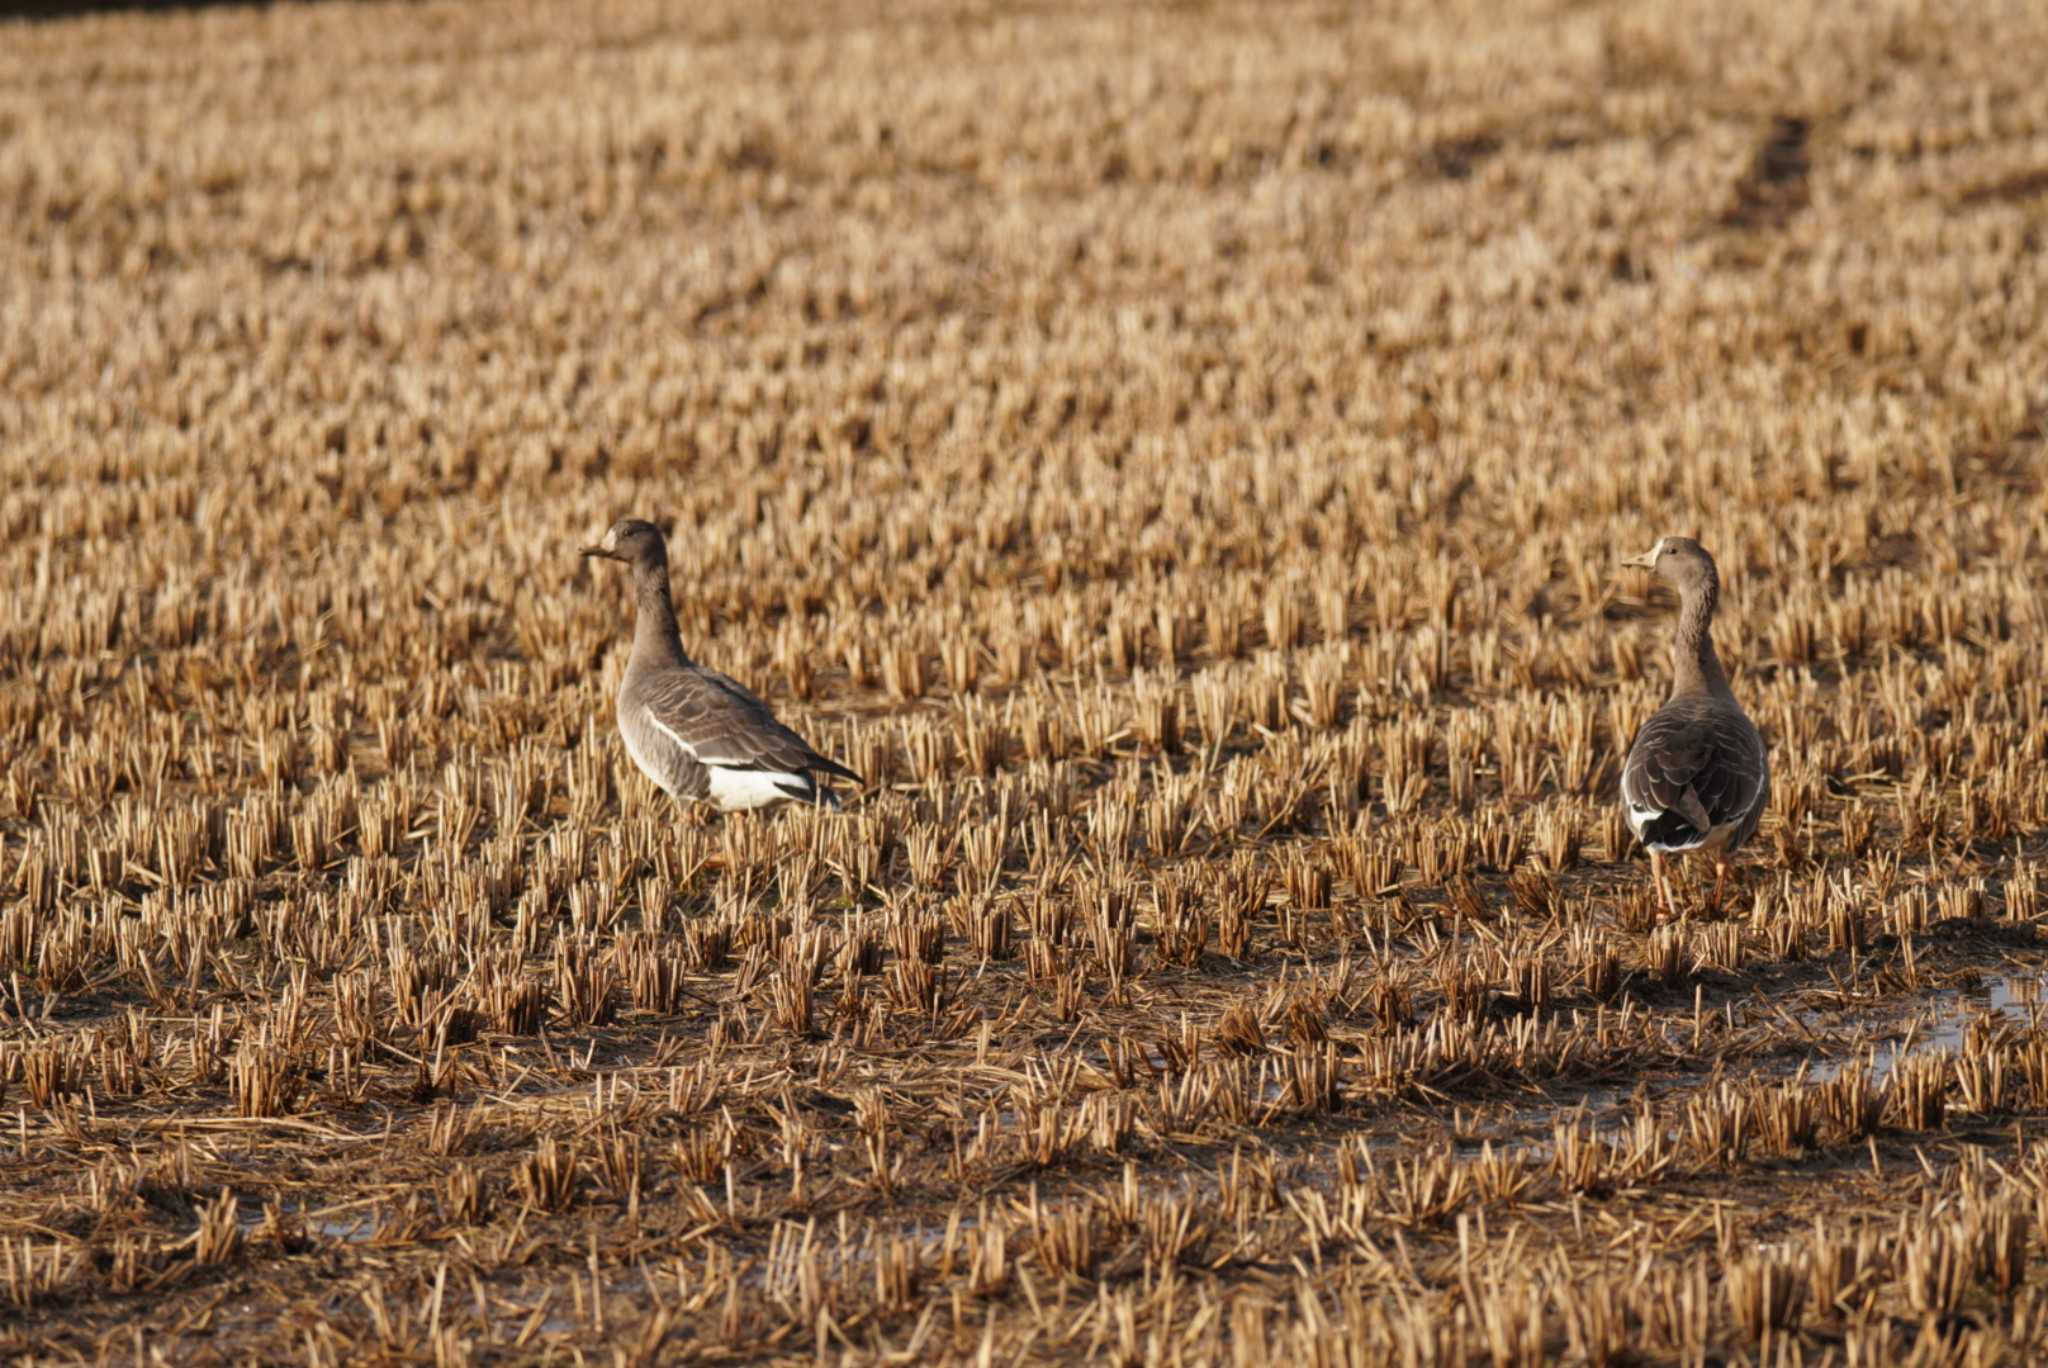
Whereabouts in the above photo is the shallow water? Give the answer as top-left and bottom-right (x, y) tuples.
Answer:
(1800, 970), (2045, 1085)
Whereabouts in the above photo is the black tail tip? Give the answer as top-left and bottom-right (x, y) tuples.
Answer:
(779, 780), (845, 811)
(1642, 810), (1705, 850)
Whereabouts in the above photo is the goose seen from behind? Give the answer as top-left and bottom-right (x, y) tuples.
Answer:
(581, 518), (862, 812)
(1618, 536), (1769, 918)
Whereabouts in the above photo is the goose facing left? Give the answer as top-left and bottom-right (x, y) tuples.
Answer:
(581, 518), (861, 812)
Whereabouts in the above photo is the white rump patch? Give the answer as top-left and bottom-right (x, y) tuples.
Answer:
(1628, 802), (1713, 852)
(706, 766), (813, 811)
(1624, 802), (1663, 840)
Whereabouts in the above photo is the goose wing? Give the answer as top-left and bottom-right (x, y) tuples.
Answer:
(1622, 701), (1766, 847)
(630, 665), (861, 785)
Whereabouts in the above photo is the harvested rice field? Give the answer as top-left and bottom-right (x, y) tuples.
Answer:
(5, 0), (2048, 1361)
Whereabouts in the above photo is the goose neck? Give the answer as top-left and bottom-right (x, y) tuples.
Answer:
(1672, 580), (1730, 698)
(629, 561), (690, 667)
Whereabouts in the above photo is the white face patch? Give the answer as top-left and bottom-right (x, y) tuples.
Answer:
(601, 526), (620, 553)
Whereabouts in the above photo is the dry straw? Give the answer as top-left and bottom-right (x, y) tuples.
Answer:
(4, 0), (2048, 1360)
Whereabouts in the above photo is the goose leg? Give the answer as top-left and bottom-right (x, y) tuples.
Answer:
(1650, 850), (1676, 920)
(1710, 856), (1729, 913)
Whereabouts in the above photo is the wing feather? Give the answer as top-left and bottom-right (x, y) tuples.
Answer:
(628, 664), (862, 785)
(1621, 699), (1766, 846)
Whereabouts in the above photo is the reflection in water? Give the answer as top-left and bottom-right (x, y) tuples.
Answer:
(1803, 972), (2043, 1086)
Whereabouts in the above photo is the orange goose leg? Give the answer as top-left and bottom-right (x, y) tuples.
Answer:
(1650, 850), (1677, 920)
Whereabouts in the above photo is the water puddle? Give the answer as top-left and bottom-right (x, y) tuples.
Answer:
(1402, 970), (2048, 1159)
(231, 1198), (377, 1243)
(289, 1206), (378, 1244)
(1799, 971), (2044, 1086)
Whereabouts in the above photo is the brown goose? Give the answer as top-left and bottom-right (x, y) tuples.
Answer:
(1618, 536), (1769, 917)
(581, 518), (861, 811)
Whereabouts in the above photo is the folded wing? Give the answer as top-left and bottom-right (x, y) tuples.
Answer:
(1621, 702), (1766, 851)
(623, 664), (860, 809)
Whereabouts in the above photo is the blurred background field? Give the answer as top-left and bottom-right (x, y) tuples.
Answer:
(3, 0), (2048, 1361)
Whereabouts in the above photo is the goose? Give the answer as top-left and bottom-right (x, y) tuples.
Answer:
(581, 518), (861, 811)
(1618, 536), (1769, 916)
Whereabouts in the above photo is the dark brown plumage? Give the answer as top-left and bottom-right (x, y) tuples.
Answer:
(581, 519), (860, 812)
(1618, 536), (1769, 917)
